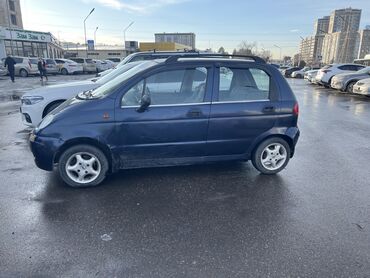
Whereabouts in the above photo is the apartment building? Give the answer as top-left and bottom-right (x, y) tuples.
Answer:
(0, 0), (23, 29)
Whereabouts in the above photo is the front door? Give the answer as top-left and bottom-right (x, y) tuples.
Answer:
(114, 65), (212, 167)
(206, 64), (278, 156)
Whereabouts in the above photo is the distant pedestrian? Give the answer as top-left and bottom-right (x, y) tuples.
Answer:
(38, 58), (48, 81)
(4, 54), (16, 82)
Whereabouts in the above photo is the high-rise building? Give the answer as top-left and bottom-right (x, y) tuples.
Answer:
(155, 33), (196, 49)
(314, 16), (330, 35)
(299, 36), (316, 65)
(328, 8), (361, 33)
(358, 27), (370, 59)
(0, 0), (23, 29)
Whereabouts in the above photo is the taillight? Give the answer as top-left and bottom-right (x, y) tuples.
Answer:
(293, 103), (299, 116)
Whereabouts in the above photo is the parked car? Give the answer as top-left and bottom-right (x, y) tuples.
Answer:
(291, 67), (320, 78)
(106, 57), (120, 66)
(352, 78), (370, 96)
(70, 58), (96, 73)
(104, 59), (116, 69)
(278, 66), (290, 74)
(283, 67), (302, 78)
(304, 69), (319, 83)
(29, 54), (300, 187)
(93, 59), (110, 73)
(20, 61), (142, 127)
(315, 64), (365, 87)
(44, 59), (59, 75)
(1, 56), (38, 77)
(330, 66), (370, 93)
(0, 63), (7, 76)
(97, 51), (202, 78)
(55, 58), (83, 75)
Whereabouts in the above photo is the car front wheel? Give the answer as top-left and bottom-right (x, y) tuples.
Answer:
(346, 81), (356, 94)
(252, 137), (291, 174)
(20, 69), (28, 77)
(58, 145), (108, 187)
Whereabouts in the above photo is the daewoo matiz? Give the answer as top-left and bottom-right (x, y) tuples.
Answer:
(29, 54), (300, 187)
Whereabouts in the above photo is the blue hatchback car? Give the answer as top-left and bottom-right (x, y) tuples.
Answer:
(30, 54), (300, 187)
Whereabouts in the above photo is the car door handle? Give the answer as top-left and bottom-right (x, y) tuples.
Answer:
(187, 109), (202, 118)
(262, 106), (275, 112)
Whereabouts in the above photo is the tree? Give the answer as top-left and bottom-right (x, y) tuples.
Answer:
(234, 41), (257, 55)
(218, 46), (226, 54)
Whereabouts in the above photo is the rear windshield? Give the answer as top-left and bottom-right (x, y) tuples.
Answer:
(29, 58), (38, 64)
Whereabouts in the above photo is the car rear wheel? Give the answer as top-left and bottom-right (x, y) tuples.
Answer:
(346, 81), (356, 94)
(58, 145), (108, 188)
(252, 137), (291, 174)
(20, 69), (28, 77)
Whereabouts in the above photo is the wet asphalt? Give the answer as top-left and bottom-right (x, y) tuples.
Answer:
(0, 77), (370, 277)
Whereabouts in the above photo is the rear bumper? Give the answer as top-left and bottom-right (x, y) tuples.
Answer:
(285, 127), (300, 157)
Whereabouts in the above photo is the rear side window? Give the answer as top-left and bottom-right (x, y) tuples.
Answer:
(86, 59), (93, 63)
(55, 59), (64, 64)
(46, 59), (55, 64)
(71, 58), (83, 63)
(29, 59), (38, 64)
(218, 67), (270, 102)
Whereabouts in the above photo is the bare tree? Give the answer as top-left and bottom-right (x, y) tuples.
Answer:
(234, 41), (257, 55)
(218, 46), (226, 54)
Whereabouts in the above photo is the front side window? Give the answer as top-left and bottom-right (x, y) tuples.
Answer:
(121, 67), (208, 107)
(218, 67), (270, 102)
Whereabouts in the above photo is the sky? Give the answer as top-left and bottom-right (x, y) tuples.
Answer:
(20, 0), (370, 58)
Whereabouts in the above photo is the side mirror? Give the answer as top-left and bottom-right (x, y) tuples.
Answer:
(136, 93), (151, 113)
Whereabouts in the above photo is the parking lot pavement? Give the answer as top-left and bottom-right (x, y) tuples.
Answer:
(0, 78), (370, 277)
(0, 73), (95, 103)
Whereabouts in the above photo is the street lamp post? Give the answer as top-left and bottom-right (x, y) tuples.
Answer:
(94, 26), (98, 50)
(123, 21), (134, 49)
(273, 44), (282, 62)
(84, 8), (95, 57)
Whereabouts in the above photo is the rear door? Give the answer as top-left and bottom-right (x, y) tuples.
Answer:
(206, 63), (278, 156)
(114, 64), (213, 164)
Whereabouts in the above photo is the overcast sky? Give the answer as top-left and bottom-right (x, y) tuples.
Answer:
(20, 0), (370, 58)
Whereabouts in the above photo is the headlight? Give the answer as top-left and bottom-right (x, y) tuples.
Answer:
(21, 96), (44, 105)
(37, 114), (54, 130)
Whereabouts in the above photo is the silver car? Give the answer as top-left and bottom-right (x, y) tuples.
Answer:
(331, 66), (370, 93)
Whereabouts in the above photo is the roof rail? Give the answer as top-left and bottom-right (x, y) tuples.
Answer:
(165, 53), (266, 64)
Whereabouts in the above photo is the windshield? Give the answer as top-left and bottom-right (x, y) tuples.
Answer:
(356, 67), (370, 74)
(90, 61), (159, 98)
(95, 62), (143, 85)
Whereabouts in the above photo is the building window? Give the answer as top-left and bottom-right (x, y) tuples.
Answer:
(8, 0), (15, 11)
(10, 14), (17, 25)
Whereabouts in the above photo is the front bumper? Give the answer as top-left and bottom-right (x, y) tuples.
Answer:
(20, 104), (42, 127)
(330, 81), (344, 90)
(29, 132), (64, 171)
(353, 85), (370, 96)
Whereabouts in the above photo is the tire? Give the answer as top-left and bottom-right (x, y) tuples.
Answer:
(346, 81), (356, 94)
(296, 74), (302, 79)
(251, 137), (291, 175)
(20, 69), (28, 77)
(43, 100), (65, 117)
(61, 68), (68, 75)
(58, 144), (108, 188)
